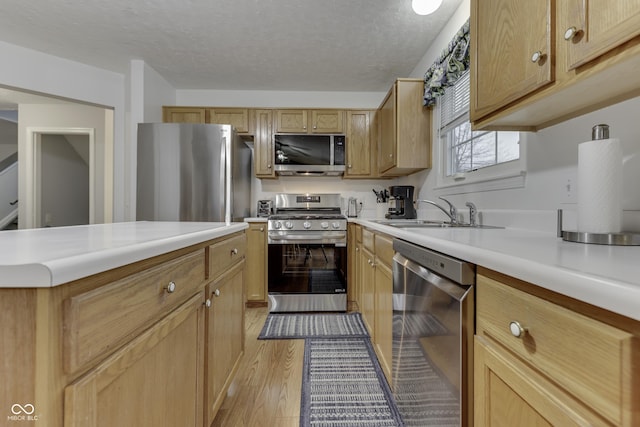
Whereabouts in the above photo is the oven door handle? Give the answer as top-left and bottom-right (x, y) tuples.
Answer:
(269, 233), (345, 241)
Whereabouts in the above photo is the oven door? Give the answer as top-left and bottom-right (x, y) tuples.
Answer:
(267, 233), (347, 312)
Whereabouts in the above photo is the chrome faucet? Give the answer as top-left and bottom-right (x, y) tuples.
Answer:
(417, 197), (459, 224)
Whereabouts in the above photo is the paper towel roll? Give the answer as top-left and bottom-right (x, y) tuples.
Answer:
(577, 137), (623, 233)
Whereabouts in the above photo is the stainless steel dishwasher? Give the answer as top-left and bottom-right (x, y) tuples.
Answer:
(392, 239), (475, 427)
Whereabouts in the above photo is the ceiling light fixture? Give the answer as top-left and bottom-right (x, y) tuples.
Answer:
(411, 0), (443, 15)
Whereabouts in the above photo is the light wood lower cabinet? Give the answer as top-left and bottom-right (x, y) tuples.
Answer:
(245, 222), (267, 305)
(355, 228), (394, 383)
(204, 261), (245, 426)
(64, 292), (205, 427)
(475, 268), (640, 427)
(359, 244), (376, 338)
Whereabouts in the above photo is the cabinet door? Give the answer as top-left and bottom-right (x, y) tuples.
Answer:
(275, 110), (308, 133)
(359, 246), (376, 339)
(374, 260), (392, 383)
(205, 263), (245, 426)
(310, 110), (344, 133)
(471, 0), (553, 120)
(344, 111), (373, 177)
(207, 108), (251, 133)
(163, 107), (206, 123)
(562, 0), (640, 70)
(254, 109), (275, 178)
(474, 336), (596, 427)
(64, 293), (204, 427)
(378, 86), (396, 173)
(245, 223), (267, 303)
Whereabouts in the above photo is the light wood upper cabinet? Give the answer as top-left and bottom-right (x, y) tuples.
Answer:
(275, 109), (344, 133)
(475, 269), (640, 426)
(344, 110), (378, 178)
(163, 107), (206, 123)
(254, 109), (275, 178)
(207, 108), (252, 133)
(471, 0), (640, 130)
(310, 110), (344, 133)
(378, 79), (431, 176)
(470, 0), (553, 121)
(562, 0), (640, 70)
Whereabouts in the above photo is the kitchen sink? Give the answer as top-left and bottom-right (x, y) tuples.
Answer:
(371, 219), (503, 229)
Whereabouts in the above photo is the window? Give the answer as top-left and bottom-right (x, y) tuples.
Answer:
(436, 71), (526, 192)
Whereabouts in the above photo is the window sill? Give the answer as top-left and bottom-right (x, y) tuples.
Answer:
(434, 170), (526, 195)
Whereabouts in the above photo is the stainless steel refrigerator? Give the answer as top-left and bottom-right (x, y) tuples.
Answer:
(136, 123), (252, 223)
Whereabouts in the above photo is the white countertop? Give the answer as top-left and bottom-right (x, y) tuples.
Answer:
(355, 219), (640, 322)
(0, 221), (247, 288)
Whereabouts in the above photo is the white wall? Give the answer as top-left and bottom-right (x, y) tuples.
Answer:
(18, 104), (110, 226)
(177, 89), (385, 109)
(127, 60), (176, 220)
(40, 134), (90, 227)
(0, 119), (18, 162)
(0, 41), (127, 221)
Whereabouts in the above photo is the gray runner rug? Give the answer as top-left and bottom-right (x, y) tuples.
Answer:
(258, 312), (369, 340)
(300, 337), (404, 427)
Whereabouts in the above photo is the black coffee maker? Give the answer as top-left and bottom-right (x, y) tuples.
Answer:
(385, 186), (416, 219)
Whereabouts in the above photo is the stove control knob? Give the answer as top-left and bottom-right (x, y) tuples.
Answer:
(331, 222), (341, 229)
(272, 221), (282, 229)
(320, 222), (329, 229)
(284, 221), (294, 229)
(303, 221), (312, 229)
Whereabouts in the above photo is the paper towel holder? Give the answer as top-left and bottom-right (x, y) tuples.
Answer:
(557, 209), (640, 245)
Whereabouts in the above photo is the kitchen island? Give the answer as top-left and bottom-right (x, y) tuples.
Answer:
(1, 221), (248, 427)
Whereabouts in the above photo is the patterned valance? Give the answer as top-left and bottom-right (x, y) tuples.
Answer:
(423, 19), (470, 107)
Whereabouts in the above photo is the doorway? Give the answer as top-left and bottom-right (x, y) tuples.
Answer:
(25, 127), (95, 228)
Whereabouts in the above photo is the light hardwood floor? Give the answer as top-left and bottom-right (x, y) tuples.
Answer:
(211, 307), (304, 427)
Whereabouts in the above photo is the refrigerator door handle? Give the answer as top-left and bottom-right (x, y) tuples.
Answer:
(220, 136), (229, 223)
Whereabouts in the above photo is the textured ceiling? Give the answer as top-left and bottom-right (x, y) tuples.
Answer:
(0, 0), (462, 95)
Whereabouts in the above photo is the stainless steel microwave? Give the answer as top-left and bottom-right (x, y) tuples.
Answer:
(273, 134), (345, 176)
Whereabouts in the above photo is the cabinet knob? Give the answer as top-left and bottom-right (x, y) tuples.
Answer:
(509, 321), (528, 338)
(313, 125), (317, 129)
(348, 164), (352, 168)
(388, 153), (393, 158)
(564, 26), (580, 41)
(214, 289), (221, 297)
(164, 281), (176, 294)
(204, 299), (212, 308)
(231, 248), (238, 255)
(260, 227), (264, 232)
(267, 164), (272, 169)
(530, 51), (544, 63)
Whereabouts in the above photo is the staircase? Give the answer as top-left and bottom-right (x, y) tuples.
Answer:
(0, 152), (18, 230)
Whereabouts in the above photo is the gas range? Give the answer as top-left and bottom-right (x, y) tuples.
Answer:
(267, 194), (347, 245)
(267, 193), (349, 313)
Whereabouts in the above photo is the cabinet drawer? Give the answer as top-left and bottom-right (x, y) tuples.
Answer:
(64, 249), (205, 374)
(476, 274), (637, 426)
(209, 233), (246, 278)
(374, 234), (393, 268)
(362, 228), (374, 252)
